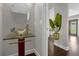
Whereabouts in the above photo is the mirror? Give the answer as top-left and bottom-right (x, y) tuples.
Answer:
(3, 3), (34, 38)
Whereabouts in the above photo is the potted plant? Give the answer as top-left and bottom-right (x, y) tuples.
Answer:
(49, 13), (62, 40)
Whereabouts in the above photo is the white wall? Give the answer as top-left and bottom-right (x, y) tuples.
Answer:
(49, 8), (54, 19)
(48, 3), (69, 50)
(69, 14), (79, 37)
(2, 4), (34, 56)
(10, 3), (33, 14)
(55, 4), (69, 50)
(34, 3), (48, 56)
(34, 4), (44, 56)
(0, 3), (2, 56)
(68, 3), (79, 37)
(68, 3), (79, 17)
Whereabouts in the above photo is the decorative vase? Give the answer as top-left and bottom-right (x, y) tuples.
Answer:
(52, 27), (59, 40)
(52, 32), (59, 40)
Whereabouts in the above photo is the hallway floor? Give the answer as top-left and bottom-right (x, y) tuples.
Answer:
(67, 36), (79, 56)
(48, 36), (79, 56)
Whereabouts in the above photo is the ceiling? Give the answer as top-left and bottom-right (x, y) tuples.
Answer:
(9, 3), (33, 14)
(9, 3), (79, 16)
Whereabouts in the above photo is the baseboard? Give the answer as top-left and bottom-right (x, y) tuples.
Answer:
(54, 43), (69, 51)
(8, 48), (40, 56)
(25, 49), (35, 55)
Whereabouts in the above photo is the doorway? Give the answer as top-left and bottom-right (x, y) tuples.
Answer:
(69, 19), (78, 36)
(68, 19), (79, 56)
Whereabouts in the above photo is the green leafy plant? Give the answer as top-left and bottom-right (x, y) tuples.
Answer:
(49, 13), (62, 32)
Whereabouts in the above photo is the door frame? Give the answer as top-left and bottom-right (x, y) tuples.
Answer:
(69, 19), (78, 36)
(42, 3), (49, 56)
